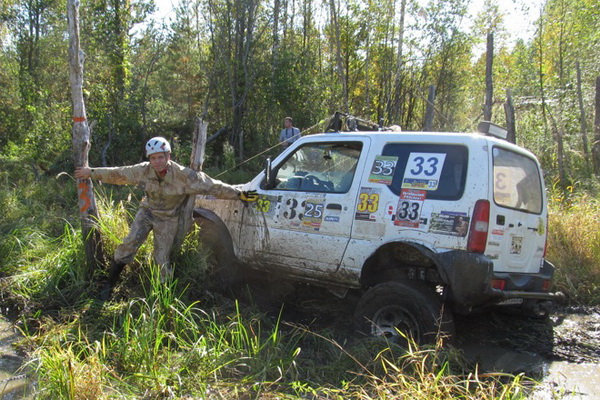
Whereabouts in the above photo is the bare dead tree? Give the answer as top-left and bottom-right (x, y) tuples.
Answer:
(172, 118), (208, 253)
(329, 0), (348, 113)
(504, 89), (516, 143)
(68, 0), (105, 278)
(423, 85), (436, 131)
(576, 61), (590, 169)
(593, 76), (600, 176)
(484, 33), (493, 122)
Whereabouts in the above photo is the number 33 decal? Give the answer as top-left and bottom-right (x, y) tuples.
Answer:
(410, 156), (439, 176)
(357, 192), (379, 213)
(397, 200), (420, 221)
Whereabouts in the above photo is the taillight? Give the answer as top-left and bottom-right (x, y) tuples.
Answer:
(491, 279), (506, 290)
(467, 200), (490, 253)
(542, 280), (551, 291)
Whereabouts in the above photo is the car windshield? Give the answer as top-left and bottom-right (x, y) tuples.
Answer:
(269, 142), (363, 193)
(493, 147), (543, 214)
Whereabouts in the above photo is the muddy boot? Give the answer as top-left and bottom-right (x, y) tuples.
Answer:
(100, 261), (127, 301)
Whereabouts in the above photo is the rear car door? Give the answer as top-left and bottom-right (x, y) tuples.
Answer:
(238, 137), (370, 276)
(488, 146), (547, 273)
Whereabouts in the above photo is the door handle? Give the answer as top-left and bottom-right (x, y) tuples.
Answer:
(327, 203), (342, 210)
(527, 226), (538, 232)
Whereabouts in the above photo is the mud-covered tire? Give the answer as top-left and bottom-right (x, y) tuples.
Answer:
(354, 281), (454, 346)
(203, 247), (243, 293)
(195, 218), (243, 295)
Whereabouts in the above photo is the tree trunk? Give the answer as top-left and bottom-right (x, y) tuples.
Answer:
(329, 0), (348, 113)
(173, 118), (208, 253)
(547, 109), (567, 190)
(68, 0), (104, 278)
(484, 33), (493, 121)
(593, 76), (600, 176)
(423, 85), (435, 131)
(504, 89), (516, 143)
(576, 61), (590, 169)
(390, 0), (406, 123)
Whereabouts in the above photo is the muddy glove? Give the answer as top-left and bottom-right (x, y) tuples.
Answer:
(239, 190), (259, 202)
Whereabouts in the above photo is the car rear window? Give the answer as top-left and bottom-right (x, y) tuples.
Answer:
(492, 147), (543, 214)
(381, 143), (468, 200)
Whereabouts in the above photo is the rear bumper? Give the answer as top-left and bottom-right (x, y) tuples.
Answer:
(488, 260), (565, 301)
(436, 251), (563, 314)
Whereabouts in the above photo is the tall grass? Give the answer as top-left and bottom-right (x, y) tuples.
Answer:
(547, 192), (600, 304)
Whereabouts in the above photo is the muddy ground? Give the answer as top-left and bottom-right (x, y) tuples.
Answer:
(242, 280), (600, 372)
(0, 280), (598, 398)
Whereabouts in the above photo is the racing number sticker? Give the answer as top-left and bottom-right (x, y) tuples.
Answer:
(252, 194), (279, 217)
(402, 153), (447, 191)
(369, 155), (398, 185)
(281, 196), (326, 231)
(394, 189), (426, 227)
(302, 198), (325, 229)
(356, 187), (380, 222)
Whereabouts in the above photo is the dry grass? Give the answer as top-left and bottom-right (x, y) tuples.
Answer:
(547, 194), (600, 304)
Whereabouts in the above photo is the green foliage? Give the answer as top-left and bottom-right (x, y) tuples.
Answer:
(547, 192), (600, 305)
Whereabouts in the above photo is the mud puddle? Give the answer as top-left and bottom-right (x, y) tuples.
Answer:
(0, 316), (34, 399)
(449, 306), (600, 399)
(251, 282), (600, 399)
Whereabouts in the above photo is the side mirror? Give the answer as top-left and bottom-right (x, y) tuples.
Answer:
(264, 157), (274, 189)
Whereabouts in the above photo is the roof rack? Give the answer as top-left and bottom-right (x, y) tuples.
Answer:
(325, 111), (401, 133)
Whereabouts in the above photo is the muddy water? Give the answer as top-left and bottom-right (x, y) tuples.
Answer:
(0, 316), (34, 399)
(456, 308), (600, 399)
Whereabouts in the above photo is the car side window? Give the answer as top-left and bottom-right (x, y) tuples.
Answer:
(268, 142), (363, 193)
(382, 143), (468, 201)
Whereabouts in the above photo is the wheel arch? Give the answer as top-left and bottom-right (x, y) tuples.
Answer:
(359, 241), (449, 288)
(193, 208), (236, 262)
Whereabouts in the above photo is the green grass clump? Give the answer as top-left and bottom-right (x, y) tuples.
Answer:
(547, 194), (600, 304)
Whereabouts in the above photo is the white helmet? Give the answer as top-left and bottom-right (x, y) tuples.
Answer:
(146, 137), (171, 156)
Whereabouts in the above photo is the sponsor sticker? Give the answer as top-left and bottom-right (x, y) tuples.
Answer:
(369, 156), (398, 185)
(356, 187), (381, 222)
(394, 189), (426, 227)
(429, 211), (470, 236)
(402, 152), (447, 191)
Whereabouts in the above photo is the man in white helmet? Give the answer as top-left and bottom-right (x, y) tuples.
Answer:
(75, 136), (257, 300)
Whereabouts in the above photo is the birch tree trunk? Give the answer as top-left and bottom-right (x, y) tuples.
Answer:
(68, 0), (104, 278)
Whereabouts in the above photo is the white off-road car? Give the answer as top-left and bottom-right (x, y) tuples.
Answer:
(194, 119), (561, 344)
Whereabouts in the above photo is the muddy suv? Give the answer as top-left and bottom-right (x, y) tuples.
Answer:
(194, 121), (562, 343)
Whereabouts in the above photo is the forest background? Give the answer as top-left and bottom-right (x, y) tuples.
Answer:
(1, 0), (599, 184)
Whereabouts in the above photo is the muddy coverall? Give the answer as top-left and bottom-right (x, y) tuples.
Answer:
(90, 160), (240, 275)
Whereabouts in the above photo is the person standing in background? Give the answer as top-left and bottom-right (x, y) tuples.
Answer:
(279, 117), (301, 149)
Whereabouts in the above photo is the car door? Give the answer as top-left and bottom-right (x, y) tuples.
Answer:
(489, 146), (547, 273)
(237, 137), (370, 277)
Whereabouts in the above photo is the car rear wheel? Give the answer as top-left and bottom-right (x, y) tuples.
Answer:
(354, 280), (454, 346)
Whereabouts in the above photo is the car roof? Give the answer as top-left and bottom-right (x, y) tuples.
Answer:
(303, 130), (537, 159)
